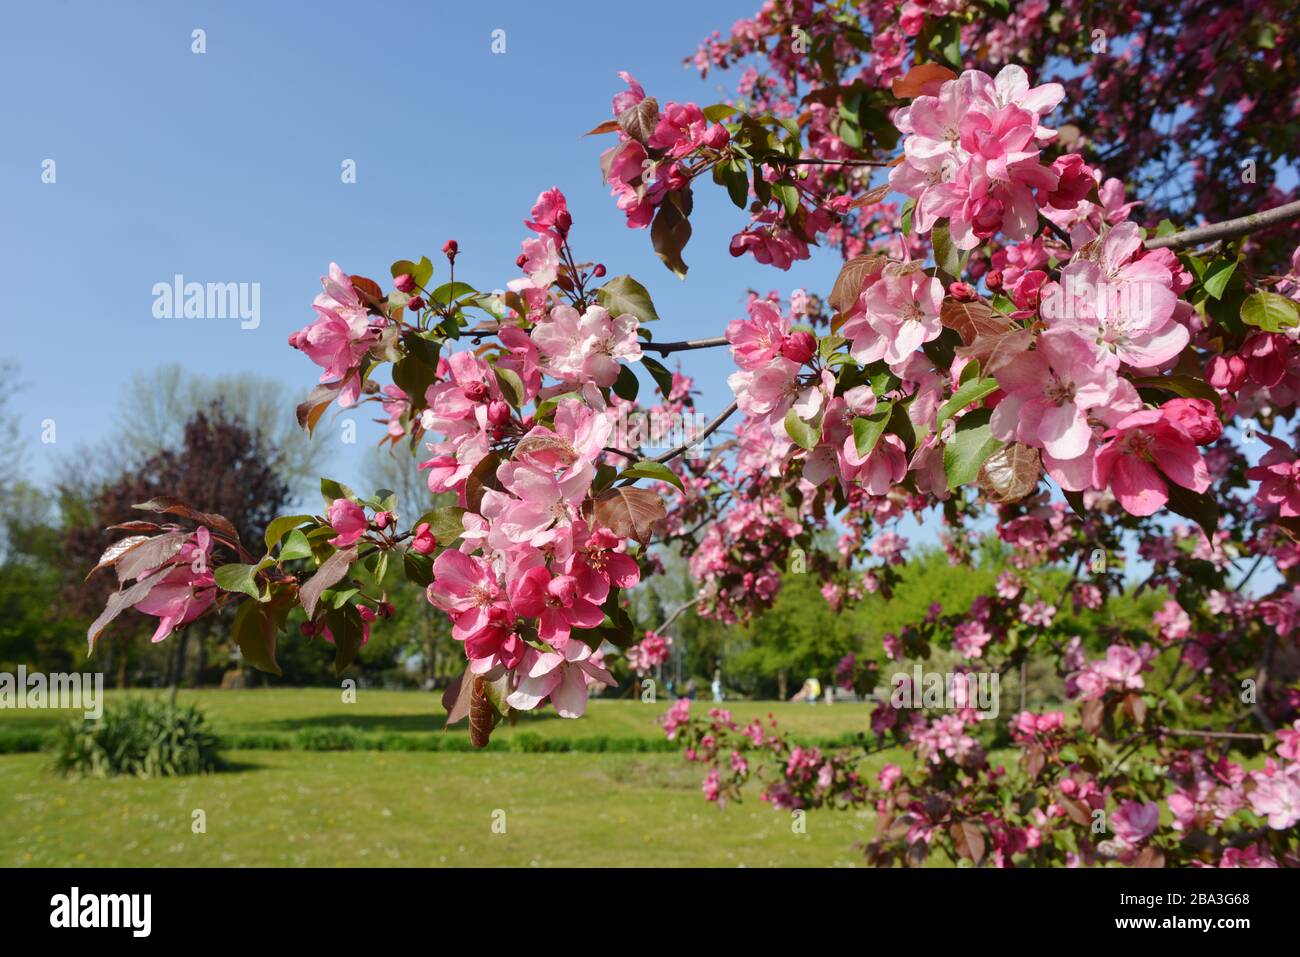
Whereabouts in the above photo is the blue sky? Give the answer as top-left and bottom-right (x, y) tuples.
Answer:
(1, 0), (846, 491)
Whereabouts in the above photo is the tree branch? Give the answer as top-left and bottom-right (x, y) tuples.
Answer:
(650, 400), (740, 464)
(654, 596), (702, 634)
(1144, 198), (1300, 250)
(642, 336), (730, 355)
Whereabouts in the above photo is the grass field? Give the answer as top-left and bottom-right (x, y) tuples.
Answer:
(0, 688), (875, 742)
(0, 691), (892, 866)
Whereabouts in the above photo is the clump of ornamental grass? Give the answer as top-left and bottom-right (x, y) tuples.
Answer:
(52, 697), (223, 778)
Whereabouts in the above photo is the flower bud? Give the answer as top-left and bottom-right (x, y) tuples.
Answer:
(373, 510), (393, 530)
(948, 281), (977, 302)
(779, 331), (817, 364)
(357, 604), (378, 623)
(985, 269), (1004, 292)
(407, 296), (426, 311)
(442, 239), (459, 259)
(487, 400), (512, 426)
(592, 263), (606, 278)
(394, 273), (416, 294)
(1161, 398), (1223, 446)
(411, 522), (437, 555)
(555, 210), (572, 235)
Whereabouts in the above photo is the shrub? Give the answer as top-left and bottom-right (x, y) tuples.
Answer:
(292, 725), (367, 751)
(52, 697), (222, 778)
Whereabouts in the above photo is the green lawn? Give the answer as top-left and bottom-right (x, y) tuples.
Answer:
(0, 687), (876, 743)
(0, 750), (883, 867)
(0, 691), (893, 866)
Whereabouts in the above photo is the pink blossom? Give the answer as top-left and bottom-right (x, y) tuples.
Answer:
(327, 499), (368, 548)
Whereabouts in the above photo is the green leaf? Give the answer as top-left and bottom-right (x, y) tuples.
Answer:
(323, 605), (366, 678)
(851, 406), (892, 456)
(392, 354), (440, 407)
(278, 529), (313, 562)
(640, 355), (676, 399)
(390, 256), (434, 290)
(403, 333), (442, 369)
(414, 505), (467, 544)
(492, 365), (526, 408)
(403, 548), (433, 587)
(900, 197), (916, 235)
(429, 281), (477, 305)
(595, 274), (662, 324)
(231, 595), (289, 677)
(651, 187), (693, 278)
(712, 159), (749, 209)
(1241, 291), (1299, 332)
(1201, 260), (1238, 300)
(320, 478), (357, 506)
(612, 364), (640, 402)
(936, 377), (999, 427)
(617, 459), (684, 492)
(943, 409), (1003, 490)
(214, 563), (260, 600)
(264, 514), (314, 552)
(1164, 482), (1219, 538)
(784, 407), (820, 451)
(932, 222), (962, 279)
(702, 103), (737, 122)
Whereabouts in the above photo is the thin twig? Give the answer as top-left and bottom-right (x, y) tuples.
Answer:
(650, 400), (740, 464)
(642, 336), (730, 356)
(1039, 213), (1073, 249)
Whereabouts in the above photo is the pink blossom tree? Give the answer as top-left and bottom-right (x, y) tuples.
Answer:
(85, 0), (1300, 865)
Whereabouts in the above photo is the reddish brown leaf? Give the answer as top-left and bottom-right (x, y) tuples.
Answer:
(978, 443), (1041, 504)
(465, 452), (504, 514)
(296, 382), (343, 436)
(86, 566), (174, 652)
(442, 669), (472, 727)
(349, 274), (385, 310)
(1024, 744), (1046, 780)
(593, 486), (667, 546)
(132, 496), (241, 545)
(1060, 796), (1093, 826)
(829, 255), (888, 316)
(850, 184), (892, 208)
(584, 119), (621, 136)
(469, 676), (493, 749)
(949, 821), (986, 866)
(891, 62), (957, 99)
(616, 96), (660, 145)
(1080, 697), (1106, 735)
(113, 531), (189, 584)
(954, 327), (1034, 375)
(1123, 691), (1148, 726)
(299, 545), (358, 619)
(940, 297), (1007, 344)
(1132, 846), (1166, 868)
(85, 535), (151, 582)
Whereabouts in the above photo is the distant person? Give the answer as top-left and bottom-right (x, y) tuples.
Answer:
(684, 678), (697, 700)
(711, 669), (723, 703)
(824, 684), (834, 706)
(806, 676), (821, 704)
